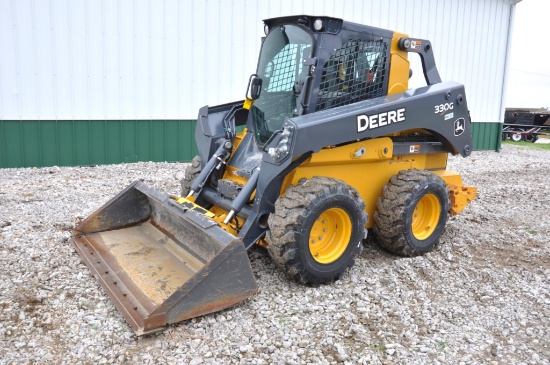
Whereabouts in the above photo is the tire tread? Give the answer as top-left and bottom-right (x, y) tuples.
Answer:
(267, 177), (368, 286)
(374, 169), (449, 257)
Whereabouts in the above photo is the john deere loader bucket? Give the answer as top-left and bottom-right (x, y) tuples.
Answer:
(71, 181), (258, 335)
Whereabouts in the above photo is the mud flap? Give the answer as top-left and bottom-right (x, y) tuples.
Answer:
(71, 181), (258, 335)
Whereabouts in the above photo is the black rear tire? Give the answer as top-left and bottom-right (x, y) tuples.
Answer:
(181, 156), (201, 197)
(374, 169), (449, 257)
(267, 177), (368, 286)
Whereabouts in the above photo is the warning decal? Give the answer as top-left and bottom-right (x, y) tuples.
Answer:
(409, 145), (420, 153)
(410, 40), (422, 50)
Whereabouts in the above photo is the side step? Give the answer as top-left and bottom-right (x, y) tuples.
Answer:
(71, 181), (258, 335)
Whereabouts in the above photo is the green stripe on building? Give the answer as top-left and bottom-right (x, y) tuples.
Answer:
(1, 120), (198, 168)
(0, 120), (502, 168)
(471, 122), (503, 152)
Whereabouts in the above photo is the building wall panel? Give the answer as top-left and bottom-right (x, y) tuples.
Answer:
(0, 0), (515, 167)
(0, 0), (514, 123)
(0, 120), (199, 167)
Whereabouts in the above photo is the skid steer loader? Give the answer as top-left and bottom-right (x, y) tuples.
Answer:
(72, 15), (477, 335)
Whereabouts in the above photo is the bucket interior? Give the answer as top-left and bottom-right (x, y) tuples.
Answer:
(86, 221), (205, 306)
(72, 181), (258, 335)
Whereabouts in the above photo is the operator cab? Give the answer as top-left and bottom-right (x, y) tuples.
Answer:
(247, 15), (394, 148)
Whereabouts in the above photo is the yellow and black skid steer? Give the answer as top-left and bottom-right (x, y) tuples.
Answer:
(72, 15), (477, 335)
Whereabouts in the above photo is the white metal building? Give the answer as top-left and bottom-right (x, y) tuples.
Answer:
(0, 0), (521, 167)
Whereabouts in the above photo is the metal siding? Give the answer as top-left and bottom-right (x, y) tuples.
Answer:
(69, 0), (87, 119)
(1, 0), (18, 119)
(471, 122), (502, 151)
(0, 120), (198, 168)
(0, 0), (513, 122)
(0, 0), (514, 168)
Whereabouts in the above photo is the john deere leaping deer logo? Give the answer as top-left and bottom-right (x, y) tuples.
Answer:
(454, 118), (465, 136)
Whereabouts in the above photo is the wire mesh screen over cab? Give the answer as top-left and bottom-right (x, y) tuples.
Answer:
(265, 44), (306, 92)
(317, 39), (388, 112)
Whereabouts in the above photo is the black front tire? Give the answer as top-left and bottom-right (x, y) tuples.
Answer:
(267, 177), (368, 286)
(374, 169), (449, 257)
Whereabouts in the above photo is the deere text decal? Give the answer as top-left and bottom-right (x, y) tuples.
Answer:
(357, 108), (406, 132)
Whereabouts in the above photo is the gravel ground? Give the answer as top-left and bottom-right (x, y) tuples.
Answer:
(1, 144), (549, 365)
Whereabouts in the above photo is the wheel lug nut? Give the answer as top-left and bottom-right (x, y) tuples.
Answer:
(323, 228), (327, 232)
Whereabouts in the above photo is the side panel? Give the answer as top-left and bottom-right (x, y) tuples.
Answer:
(283, 81), (472, 160)
(287, 139), (449, 229)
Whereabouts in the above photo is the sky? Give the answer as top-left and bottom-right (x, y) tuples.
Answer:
(506, 0), (550, 108)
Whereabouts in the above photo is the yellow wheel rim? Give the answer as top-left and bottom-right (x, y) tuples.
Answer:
(309, 208), (352, 264)
(411, 193), (441, 240)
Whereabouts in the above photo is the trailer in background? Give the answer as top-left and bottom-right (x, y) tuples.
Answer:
(502, 108), (550, 142)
